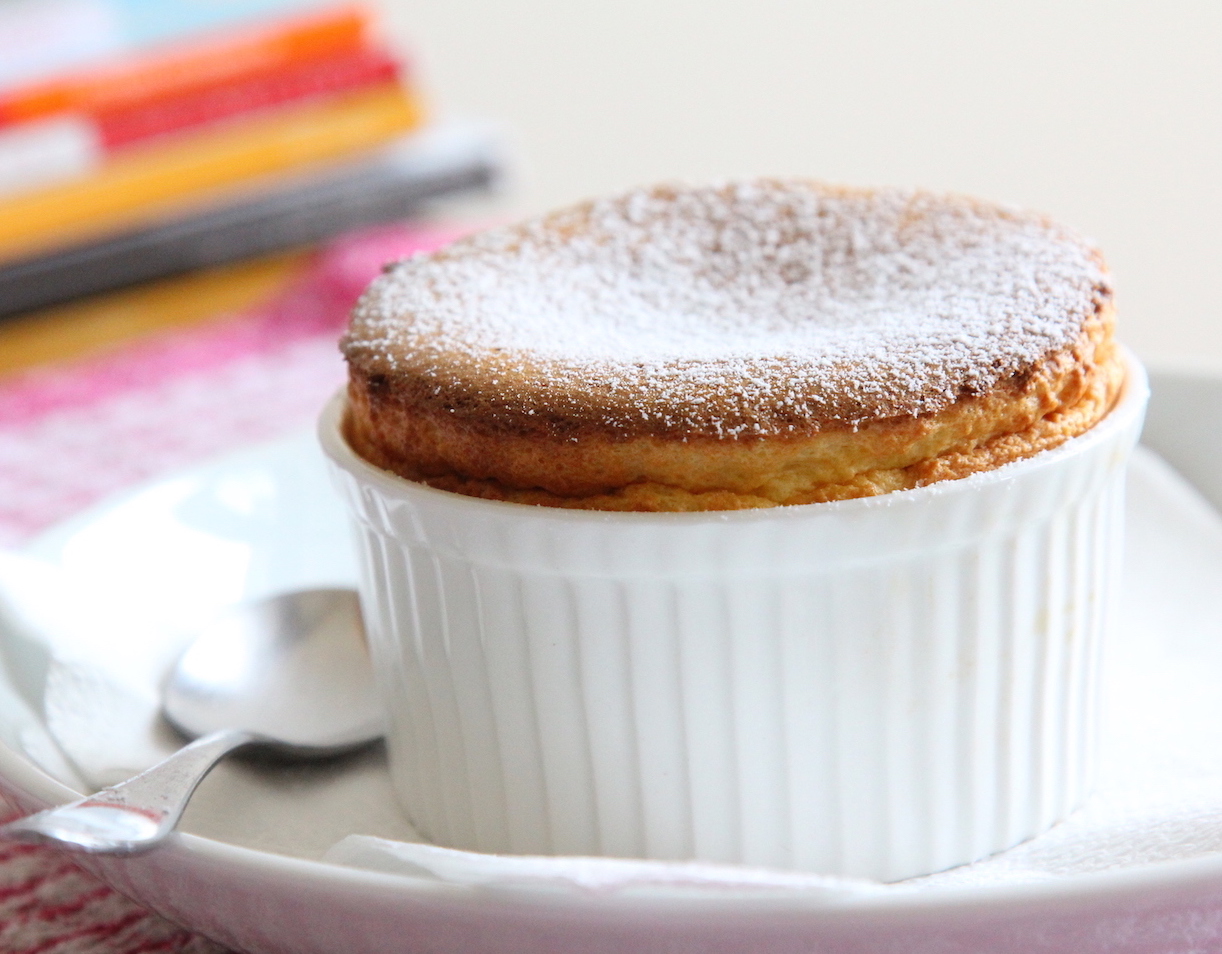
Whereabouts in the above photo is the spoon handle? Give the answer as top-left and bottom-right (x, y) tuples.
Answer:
(0, 727), (257, 854)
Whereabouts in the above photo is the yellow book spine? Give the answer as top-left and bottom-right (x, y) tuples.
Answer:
(0, 83), (423, 258)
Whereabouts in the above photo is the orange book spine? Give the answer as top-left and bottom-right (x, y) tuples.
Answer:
(0, 4), (373, 126)
(0, 83), (423, 259)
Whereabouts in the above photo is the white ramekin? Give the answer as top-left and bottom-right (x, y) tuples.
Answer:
(320, 358), (1148, 882)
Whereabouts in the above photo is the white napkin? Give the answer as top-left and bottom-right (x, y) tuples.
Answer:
(0, 551), (87, 790)
(11, 445), (1222, 895)
(323, 836), (882, 899)
(0, 547), (206, 789)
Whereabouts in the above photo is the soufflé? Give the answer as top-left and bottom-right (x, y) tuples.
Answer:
(340, 180), (1124, 510)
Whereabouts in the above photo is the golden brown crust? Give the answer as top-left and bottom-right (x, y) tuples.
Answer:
(342, 181), (1113, 442)
(342, 180), (1122, 512)
(342, 305), (1123, 512)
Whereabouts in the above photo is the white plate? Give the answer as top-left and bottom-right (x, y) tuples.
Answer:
(4, 367), (1222, 953)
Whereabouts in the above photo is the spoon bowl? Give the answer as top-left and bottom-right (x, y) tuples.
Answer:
(0, 588), (382, 854)
(166, 588), (381, 753)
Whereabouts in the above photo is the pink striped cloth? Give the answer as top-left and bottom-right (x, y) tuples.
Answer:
(0, 223), (456, 952)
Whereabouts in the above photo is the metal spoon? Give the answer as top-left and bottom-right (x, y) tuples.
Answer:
(0, 588), (381, 854)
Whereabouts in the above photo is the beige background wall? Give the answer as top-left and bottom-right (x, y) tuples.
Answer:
(379, 0), (1222, 366)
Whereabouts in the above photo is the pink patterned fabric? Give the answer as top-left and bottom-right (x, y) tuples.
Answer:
(0, 223), (457, 951)
(0, 223), (458, 546)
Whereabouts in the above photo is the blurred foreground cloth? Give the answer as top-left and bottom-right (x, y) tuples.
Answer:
(0, 222), (453, 951)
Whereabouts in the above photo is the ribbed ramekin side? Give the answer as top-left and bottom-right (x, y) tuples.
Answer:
(336, 470), (1131, 878)
(322, 365), (1145, 879)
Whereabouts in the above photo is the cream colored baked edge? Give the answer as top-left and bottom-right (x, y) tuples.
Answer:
(343, 310), (1123, 512)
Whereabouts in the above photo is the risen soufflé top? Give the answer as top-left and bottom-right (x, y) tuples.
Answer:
(340, 180), (1122, 511)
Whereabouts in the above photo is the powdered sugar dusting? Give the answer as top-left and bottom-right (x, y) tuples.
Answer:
(343, 180), (1109, 437)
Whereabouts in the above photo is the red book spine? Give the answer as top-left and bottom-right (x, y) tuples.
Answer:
(96, 47), (403, 152)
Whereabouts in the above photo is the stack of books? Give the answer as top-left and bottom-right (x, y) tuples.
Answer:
(0, 1), (498, 316)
